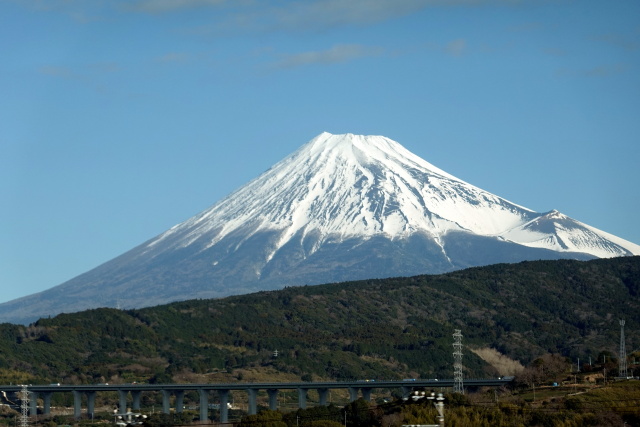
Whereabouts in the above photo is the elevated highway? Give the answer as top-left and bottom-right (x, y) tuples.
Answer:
(1, 378), (512, 423)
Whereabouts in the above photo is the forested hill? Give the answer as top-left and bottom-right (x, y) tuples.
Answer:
(1, 256), (638, 385)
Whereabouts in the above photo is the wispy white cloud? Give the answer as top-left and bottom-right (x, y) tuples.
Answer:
(507, 21), (543, 32)
(123, 0), (526, 34)
(269, 0), (433, 30)
(12, 0), (106, 22)
(39, 65), (75, 78)
(156, 52), (191, 63)
(124, 0), (229, 14)
(422, 39), (470, 56)
(259, 0), (528, 33)
(122, 0), (430, 21)
(12, 0), (533, 36)
(271, 44), (384, 69)
(444, 38), (467, 56)
(9, 0), (73, 12)
(591, 33), (639, 51)
(556, 63), (630, 78)
(543, 47), (568, 57)
(88, 62), (121, 73)
(38, 62), (121, 93)
(583, 63), (630, 77)
(40, 62), (120, 77)
(130, 0), (525, 17)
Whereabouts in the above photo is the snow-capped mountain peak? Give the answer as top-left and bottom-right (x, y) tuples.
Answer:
(149, 133), (639, 262)
(501, 209), (640, 258)
(1, 132), (638, 324)
(152, 133), (544, 257)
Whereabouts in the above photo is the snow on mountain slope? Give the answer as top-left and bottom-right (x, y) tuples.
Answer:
(0, 132), (638, 325)
(148, 133), (528, 253)
(147, 132), (638, 261)
(501, 210), (640, 257)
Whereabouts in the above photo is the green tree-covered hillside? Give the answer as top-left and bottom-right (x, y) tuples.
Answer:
(0, 257), (638, 385)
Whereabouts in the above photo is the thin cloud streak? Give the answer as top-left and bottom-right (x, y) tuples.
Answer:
(88, 62), (121, 73)
(11, 0), (107, 22)
(270, 0), (433, 30)
(156, 52), (190, 63)
(543, 47), (568, 57)
(255, 0), (526, 33)
(591, 33), (639, 51)
(125, 0), (229, 14)
(124, 0), (527, 34)
(584, 63), (630, 77)
(39, 65), (75, 78)
(445, 38), (467, 56)
(12, 0), (532, 37)
(271, 44), (384, 69)
(556, 63), (630, 78)
(38, 63), (120, 94)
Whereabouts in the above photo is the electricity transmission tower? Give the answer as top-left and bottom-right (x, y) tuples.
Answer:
(453, 329), (464, 394)
(19, 385), (29, 427)
(619, 319), (628, 378)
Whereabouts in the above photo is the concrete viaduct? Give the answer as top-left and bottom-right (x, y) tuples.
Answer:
(2, 378), (511, 424)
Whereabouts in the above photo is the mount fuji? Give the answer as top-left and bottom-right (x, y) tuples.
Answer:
(3, 132), (639, 324)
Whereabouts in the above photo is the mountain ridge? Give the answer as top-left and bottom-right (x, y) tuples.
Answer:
(146, 132), (639, 260)
(2, 256), (639, 384)
(1, 132), (638, 324)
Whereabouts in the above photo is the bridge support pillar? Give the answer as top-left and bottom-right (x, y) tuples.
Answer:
(348, 387), (358, 402)
(317, 388), (328, 406)
(131, 391), (141, 411)
(361, 388), (371, 402)
(247, 389), (257, 415)
(118, 390), (128, 413)
(162, 390), (171, 414)
(73, 390), (82, 419)
(401, 386), (412, 399)
(175, 390), (184, 413)
(42, 392), (52, 415)
(198, 389), (208, 422)
(267, 389), (278, 411)
(29, 392), (37, 417)
(219, 390), (230, 424)
(86, 391), (96, 418)
(297, 388), (307, 409)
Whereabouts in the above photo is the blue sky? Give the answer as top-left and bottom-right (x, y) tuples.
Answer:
(1, 0), (639, 304)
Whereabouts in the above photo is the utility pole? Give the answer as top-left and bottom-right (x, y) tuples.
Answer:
(532, 383), (535, 403)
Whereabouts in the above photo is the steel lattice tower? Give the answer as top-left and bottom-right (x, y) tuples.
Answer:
(453, 329), (464, 394)
(19, 385), (29, 427)
(619, 319), (628, 378)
